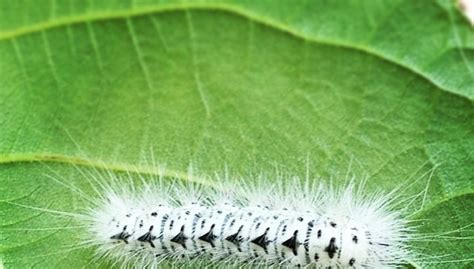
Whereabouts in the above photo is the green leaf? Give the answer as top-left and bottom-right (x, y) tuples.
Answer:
(0, 0), (472, 268)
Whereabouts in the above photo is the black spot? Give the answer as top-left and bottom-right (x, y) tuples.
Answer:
(255, 222), (261, 229)
(330, 222), (337, 228)
(282, 230), (299, 255)
(137, 226), (156, 248)
(282, 225), (287, 232)
(170, 225), (187, 249)
(185, 211), (190, 215)
(349, 258), (356, 266)
(248, 212), (252, 216)
(297, 217), (303, 222)
(151, 212), (158, 217)
(324, 237), (338, 259)
(314, 253), (319, 261)
(352, 235), (358, 244)
(217, 210), (222, 214)
(199, 224), (217, 247)
(308, 220), (314, 227)
(226, 225), (244, 246)
(250, 228), (270, 252)
(110, 226), (131, 244)
(303, 242), (309, 251)
(317, 230), (322, 238)
(125, 213), (131, 217)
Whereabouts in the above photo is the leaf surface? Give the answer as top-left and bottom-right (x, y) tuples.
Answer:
(0, 1), (473, 268)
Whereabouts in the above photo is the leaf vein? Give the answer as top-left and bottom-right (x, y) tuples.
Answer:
(185, 10), (211, 118)
(0, 4), (467, 100)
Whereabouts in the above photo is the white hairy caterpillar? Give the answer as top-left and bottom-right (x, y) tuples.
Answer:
(6, 160), (473, 269)
(90, 178), (412, 269)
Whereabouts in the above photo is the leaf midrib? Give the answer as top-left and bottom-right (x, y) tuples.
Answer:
(0, 153), (210, 187)
(0, 2), (470, 101)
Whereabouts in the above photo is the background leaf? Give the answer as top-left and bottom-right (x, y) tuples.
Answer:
(0, 0), (473, 268)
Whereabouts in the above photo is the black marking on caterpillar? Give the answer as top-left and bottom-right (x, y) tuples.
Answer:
(282, 230), (299, 255)
(250, 227), (270, 253)
(226, 225), (244, 248)
(325, 237), (338, 259)
(198, 224), (217, 247)
(170, 225), (187, 248)
(137, 225), (156, 248)
(110, 225), (131, 244)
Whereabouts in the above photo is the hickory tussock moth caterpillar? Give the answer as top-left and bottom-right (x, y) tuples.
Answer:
(5, 159), (473, 269)
(89, 178), (413, 268)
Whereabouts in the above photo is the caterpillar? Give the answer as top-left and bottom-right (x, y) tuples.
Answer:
(82, 172), (415, 268)
(6, 162), (472, 268)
